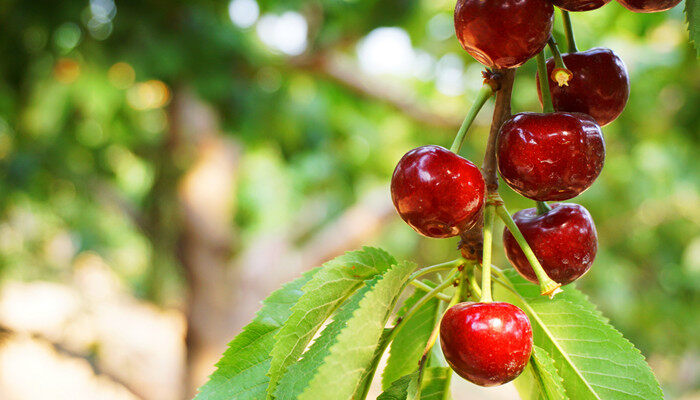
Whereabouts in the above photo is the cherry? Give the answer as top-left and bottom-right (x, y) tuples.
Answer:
(503, 203), (598, 285)
(391, 145), (485, 238)
(496, 112), (605, 201)
(537, 47), (630, 126)
(551, 0), (611, 11)
(440, 302), (533, 386)
(616, 0), (682, 12)
(454, 0), (553, 69)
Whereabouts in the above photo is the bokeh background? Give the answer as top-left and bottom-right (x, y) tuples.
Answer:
(0, 0), (698, 399)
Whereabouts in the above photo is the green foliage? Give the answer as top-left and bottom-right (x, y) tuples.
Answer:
(378, 372), (420, 400)
(378, 367), (452, 400)
(274, 273), (386, 399)
(496, 270), (664, 400)
(382, 281), (441, 389)
(515, 346), (568, 400)
(267, 246), (396, 398)
(194, 268), (319, 400)
(298, 260), (416, 400)
(686, 0), (699, 55)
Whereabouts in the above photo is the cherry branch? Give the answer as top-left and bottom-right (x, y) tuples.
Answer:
(482, 69), (516, 192)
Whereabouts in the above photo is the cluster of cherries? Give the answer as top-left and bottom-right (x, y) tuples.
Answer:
(390, 0), (679, 388)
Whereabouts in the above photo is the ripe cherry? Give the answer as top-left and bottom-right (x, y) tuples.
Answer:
(503, 203), (598, 285)
(551, 0), (611, 11)
(496, 112), (605, 201)
(440, 302), (533, 386)
(616, 0), (682, 12)
(537, 48), (630, 126)
(391, 145), (485, 238)
(454, 0), (553, 69)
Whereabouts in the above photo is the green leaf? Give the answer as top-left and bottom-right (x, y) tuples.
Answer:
(378, 367), (452, 400)
(377, 372), (420, 400)
(686, 0), (699, 56)
(298, 260), (416, 400)
(274, 274), (385, 400)
(267, 246), (396, 398)
(419, 367), (452, 400)
(495, 270), (664, 400)
(193, 268), (319, 400)
(382, 281), (441, 389)
(515, 345), (568, 400)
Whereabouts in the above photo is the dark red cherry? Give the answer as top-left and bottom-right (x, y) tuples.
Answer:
(454, 0), (553, 69)
(503, 203), (598, 285)
(552, 0), (611, 11)
(616, 0), (682, 12)
(537, 48), (630, 126)
(440, 302), (533, 386)
(496, 112), (605, 201)
(391, 145), (485, 238)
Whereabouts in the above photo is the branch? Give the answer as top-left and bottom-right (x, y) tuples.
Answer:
(482, 69), (516, 192)
(0, 325), (146, 400)
(291, 54), (464, 130)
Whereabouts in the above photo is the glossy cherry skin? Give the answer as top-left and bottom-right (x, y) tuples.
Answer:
(454, 0), (553, 69)
(440, 302), (533, 386)
(552, 0), (611, 11)
(503, 203), (598, 285)
(496, 112), (605, 201)
(537, 48), (630, 126)
(616, 0), (682, 12)
(391, 145), (485, 238)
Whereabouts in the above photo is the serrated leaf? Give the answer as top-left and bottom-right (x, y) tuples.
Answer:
(686, 0), (699, 56)
(193, 268), (319, 400)
(495, 270), (663, 400)
(274, 274), (387, 399)
(298, 260), (416, 400)
(378, 367), (452, 400)
(267, 246), (396, 398)
(382, 281), (441, 389)
(515, 345), (568, 400)
(378, 372), (420, 400)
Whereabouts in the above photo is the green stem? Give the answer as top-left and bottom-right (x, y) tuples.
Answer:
(468, 267), (482, 299)
(495, 204), (562, 297)
(480, 204), (496, 302)
(410, 280), (452, 302)
(537, 51), (554, 113)
(547, 36), (567, 70)
(536, 201), (552, 215)
(450, 84), (495, 154)
(561, 10), (578, 53)
(409, 259), (465, 282)
(392, 270), (459, 339)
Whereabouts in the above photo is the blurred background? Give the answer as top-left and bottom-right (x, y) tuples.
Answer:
(0, 0), (698, 399)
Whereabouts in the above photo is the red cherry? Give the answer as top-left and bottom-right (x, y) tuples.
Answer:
(496, 112), (605, 201)
(616, 0), (682, 12)
(454, 0), (553, 69)
(551, 0), (611, 11)
(503, 203), (598, 285)
(391, 145), (485, 238)
(537, 48), (630, 126)
(440, 302), (533, 386)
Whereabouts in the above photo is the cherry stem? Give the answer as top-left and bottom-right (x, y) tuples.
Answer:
(468, 267), (482, 299)
(450, 84), (495, 154)
(537, 51), (555, 113)
(480, 204), (496, 302)
(409, 259), (466, 282)
(561, 10), (578, 53)
(409, 280), (452, 302)
(393, 269), (459, 335)
(547, 36), (568, 71)
(494, 204), (562, 298)
(536, 201), (552, 215)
